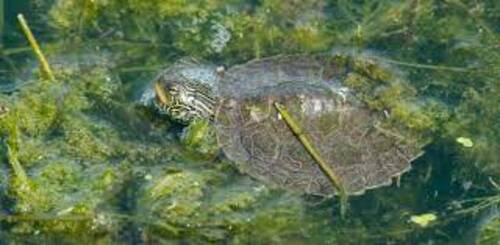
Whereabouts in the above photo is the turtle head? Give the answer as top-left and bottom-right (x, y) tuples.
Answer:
(153, 78), (216, 124)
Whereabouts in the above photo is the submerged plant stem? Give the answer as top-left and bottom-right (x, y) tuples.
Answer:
(7, 146), (28, 185)
(374, 57), (472, 73)
(5, 124), (29, 186)
(274, 102), (348, 217)
(17, 14), (55, 81)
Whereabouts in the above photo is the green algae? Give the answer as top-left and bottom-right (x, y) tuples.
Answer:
(477, 209), (500, 244)
(0, 0), (499, 243)
(180, 119), (219, 160)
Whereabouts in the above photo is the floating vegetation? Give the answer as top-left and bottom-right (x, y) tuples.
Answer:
(456, 137), (474, 148)
(409, 213), (438, 228)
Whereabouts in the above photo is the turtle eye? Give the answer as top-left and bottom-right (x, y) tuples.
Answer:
(154, 82), (171, 108)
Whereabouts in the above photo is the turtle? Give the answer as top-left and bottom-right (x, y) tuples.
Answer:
(142, 52), (424, 199)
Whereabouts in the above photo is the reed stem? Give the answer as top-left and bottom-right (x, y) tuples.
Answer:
(17, 13), (55, 81)
(274, 102), (348, 217)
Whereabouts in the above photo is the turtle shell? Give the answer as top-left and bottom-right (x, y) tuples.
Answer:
(215, 54), (423, 196)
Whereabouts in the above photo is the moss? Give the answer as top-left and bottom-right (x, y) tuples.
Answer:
(49, 0), (99, 34)
(477, 212), (500, 244)
(341, 55), (443, 145)
(0, 50), (131, 236)
(7, 80), (61, 136)
(61, 117), (115, 161)
(353, 57), (393, 82)
(446, 84), (500, 176)
(180, 119), (219, 160)
(344, 72), (371, 92)
(228, 197), (305, 244)
(137, 169), (212, 238)
(289, 25), (331, 52)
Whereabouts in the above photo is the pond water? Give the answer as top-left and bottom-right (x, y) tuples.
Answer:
(0, 1), (499, 244)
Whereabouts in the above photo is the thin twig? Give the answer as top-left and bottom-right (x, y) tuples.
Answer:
(2, 46), (32, 56)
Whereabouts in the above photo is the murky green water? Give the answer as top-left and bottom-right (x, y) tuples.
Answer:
(0, 1), (499, 244)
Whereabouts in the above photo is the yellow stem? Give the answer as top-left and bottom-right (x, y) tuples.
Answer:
(17, 14), (55, 81)
(274, 102), (348, 217)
